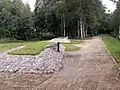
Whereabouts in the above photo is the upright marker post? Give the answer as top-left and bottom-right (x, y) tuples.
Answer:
(118, 27), (120, 40)
(57, 42), (60, 52)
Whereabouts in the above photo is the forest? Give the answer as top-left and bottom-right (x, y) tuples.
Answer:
(0, 0), (119, 41)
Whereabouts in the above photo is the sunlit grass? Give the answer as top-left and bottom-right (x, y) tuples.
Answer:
(62, 44), (80, 51)
(0, 43), (24, 52)
(8, 41), (52, 55)
(62, 39), (83, 44)
(102, 35), (120, 65)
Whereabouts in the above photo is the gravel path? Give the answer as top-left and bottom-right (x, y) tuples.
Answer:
(0, 37), (120, 90)
(35, 37), (120, 90)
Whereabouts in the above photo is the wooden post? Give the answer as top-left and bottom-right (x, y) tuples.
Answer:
(63, 12), (66, 37)
(119, 27), (120, 40)
(57, 42), (60, 52)
(77, 20), (80, 39)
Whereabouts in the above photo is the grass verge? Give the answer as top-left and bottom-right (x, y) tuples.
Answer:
(102, 35), (120, 65)
(70, 40), (83, 44)
(0, 43), (25, 52)
(62, 44), (80, 51)
(8, 39), (82, 55)
(8, 41), (52, 55)
(62, 39), (83, 44)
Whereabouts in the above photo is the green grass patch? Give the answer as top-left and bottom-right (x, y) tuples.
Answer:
(0, 43), (25, 52)
(102, 35), (120, 65)
(62, 44), (80, 51)
(70, 40), (83, 44)
(62, 39), (83, 44)
(8, 39), (82, 55)
(61, 39), (82, 51)
(8, 41), (52, 55)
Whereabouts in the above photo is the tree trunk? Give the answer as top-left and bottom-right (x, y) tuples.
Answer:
(84, 24), (87, 37)
(63, 12), (66, 37)
(119, 26), (120, 40)
(60, 16), (63, 37)
(82, 23), (85, 38)
(77, 20), (80, 39)
(85, 29), (88, 37)
(91, 29), (94, 36)
(80, 19), (83, 39)
(85, 25), (88, 37)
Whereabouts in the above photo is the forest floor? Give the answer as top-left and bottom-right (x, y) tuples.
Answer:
(0, 36), (120, 90)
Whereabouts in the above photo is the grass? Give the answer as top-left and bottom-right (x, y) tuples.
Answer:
(61, 39), (82, 51)
(9, 41), (80, 55)
(8, 41), (52, 55)
(102, 35), (120, 65)
(0, 43), (25, 52)
(70, 40), (83, 44)
(62, 44), (80, 51)
(8, 39), (82, 55)
(62, 39), (83, 44)
(2, 38), (83, 55)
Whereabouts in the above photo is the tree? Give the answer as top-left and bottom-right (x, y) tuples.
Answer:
(110, 0), (120, 39)
(34, 0), (105, 39)
(0, 0), (34, 40)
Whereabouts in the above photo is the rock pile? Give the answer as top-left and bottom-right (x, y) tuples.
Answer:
(0, 43), (65, 73)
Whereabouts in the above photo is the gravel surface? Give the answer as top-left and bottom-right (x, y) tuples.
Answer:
(36, 37), (120, 90)
(0, 44), (64, 73)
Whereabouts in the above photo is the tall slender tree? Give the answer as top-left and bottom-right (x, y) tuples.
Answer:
(34, 0), (105, 39)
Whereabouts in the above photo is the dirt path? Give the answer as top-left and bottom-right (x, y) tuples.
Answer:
(35, 37), (120, 90)
(0, 37), (120, 90)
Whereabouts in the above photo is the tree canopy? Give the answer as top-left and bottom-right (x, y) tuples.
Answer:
(34, 0), (105, 39)
(1, 0), (118, 41)
(100, 0), (120, 39)
(0, 0), (34, 40)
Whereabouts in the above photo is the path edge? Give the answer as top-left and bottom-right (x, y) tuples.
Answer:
(101, 37), (119, 69)
(96, 37), (119, 90)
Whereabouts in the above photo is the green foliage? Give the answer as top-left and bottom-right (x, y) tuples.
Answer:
(102, 35), (120, 65)
(34, 0), (105, 38)
(103, 0), (120, 37)
(0, 38), (23, 43)
(0, 0), (34, 40)
(0, 0), (106, 40)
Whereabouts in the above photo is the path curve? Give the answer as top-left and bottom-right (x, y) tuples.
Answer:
(35, 36), (120, 90)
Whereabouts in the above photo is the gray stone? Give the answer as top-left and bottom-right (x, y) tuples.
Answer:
(0, 43), (64, 73)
